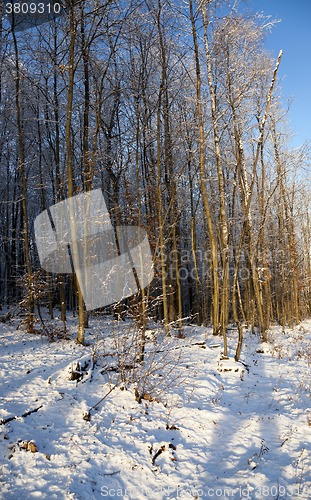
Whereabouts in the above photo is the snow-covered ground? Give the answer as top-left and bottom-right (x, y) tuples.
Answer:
(0, 312), (310, 499)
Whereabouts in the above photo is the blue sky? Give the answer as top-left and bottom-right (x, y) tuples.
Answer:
(249, 0), (311, 148)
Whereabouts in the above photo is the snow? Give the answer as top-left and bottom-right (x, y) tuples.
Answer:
(0, 313), (310, 499)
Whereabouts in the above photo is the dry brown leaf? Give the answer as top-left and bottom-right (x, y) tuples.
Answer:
(83, 411), (91, 421)
(28, 442), (37, 453)
(142, 393), (153, 402)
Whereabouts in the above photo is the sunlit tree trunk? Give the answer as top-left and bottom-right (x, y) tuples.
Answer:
(200, 2), (229, 348)
(189, 0), (220, 337)
(65, 3), (85, 344)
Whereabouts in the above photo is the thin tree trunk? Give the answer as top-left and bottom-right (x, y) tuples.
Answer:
(187, 156), (200, 324)
(65, 4), (85, 344)
(12, 30), (34, 333)
(156, 79), (169, 335)
(189, 0), (220, 336)
(200, 3), (229, 350)
(52, 26), (67, 328)
(156, 1), (169, 335)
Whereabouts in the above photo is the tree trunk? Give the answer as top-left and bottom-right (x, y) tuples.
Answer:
(65, 3), (85, 344)
(189, 0), (220, 337)
(200, 3), (229, 350)
(12, 30), (34, 333)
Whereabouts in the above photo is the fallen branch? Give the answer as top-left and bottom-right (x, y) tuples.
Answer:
(0, 404), (43, 426)
(152, 445), (165, 465)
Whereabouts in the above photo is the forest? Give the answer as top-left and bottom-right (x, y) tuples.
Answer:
(1, 1), (311, 498)
(1, 0), (310, 355)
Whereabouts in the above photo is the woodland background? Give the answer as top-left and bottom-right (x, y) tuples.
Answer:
(0, 0), (310, 358)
